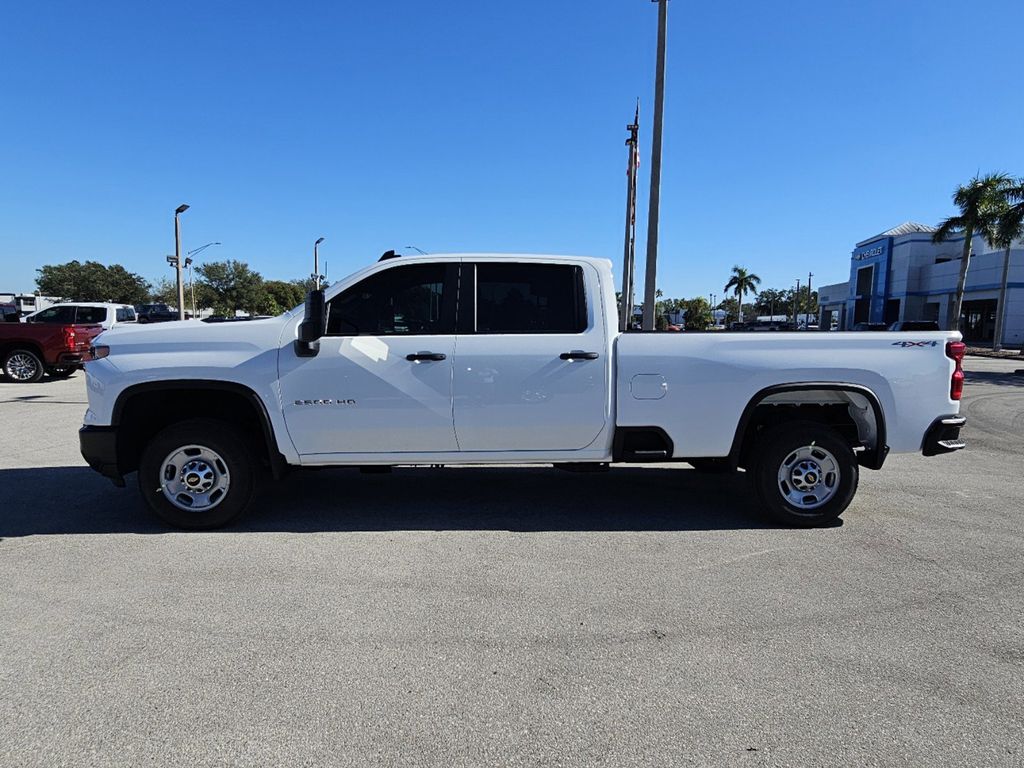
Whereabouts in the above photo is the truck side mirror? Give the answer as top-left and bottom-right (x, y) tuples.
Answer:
(296, 289), (326, 357)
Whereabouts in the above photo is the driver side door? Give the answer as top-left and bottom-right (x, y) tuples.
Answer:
(278, 261), (460, 459)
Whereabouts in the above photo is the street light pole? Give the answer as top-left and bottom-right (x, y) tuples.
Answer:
(642, 0), (669, 332)
(313, 237), (325, 289)
(174, 204), (189, 320)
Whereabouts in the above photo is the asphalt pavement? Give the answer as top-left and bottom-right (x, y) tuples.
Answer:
(1, 358), (1022, 766)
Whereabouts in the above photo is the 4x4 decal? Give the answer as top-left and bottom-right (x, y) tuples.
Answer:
(891, 340), (940, 348)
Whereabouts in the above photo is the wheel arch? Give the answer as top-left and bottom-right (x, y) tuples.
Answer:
(112, 380), (288, 479)
(728, 383), (888, 471)
(0, 340), (45, 363)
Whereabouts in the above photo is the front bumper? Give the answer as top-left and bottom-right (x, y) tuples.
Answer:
(922, 415), (967, 457)
(79, 426), (125, 487)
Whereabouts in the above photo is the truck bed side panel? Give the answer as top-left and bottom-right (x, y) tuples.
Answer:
(615, 332), (960, 457)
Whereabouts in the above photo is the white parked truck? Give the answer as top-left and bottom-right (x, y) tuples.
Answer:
(79, 254), (967, 529)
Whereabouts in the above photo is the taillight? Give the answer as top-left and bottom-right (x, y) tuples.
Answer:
(946, 340), (965, 400)
(62, 326), (77, 350)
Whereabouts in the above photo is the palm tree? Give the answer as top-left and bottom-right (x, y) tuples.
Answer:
(993, 178), (1024, 351)
(724, 266), (761, 324)
(932, 173), (1013, 332)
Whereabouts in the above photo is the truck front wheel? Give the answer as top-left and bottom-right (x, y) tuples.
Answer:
(752, 421), (858, 527)
(138, 418), (256, 529)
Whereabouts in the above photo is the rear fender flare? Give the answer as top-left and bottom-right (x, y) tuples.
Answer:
(727, 383), (888, 470)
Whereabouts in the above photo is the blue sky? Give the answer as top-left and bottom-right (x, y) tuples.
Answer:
(1, 0), (1022, 301)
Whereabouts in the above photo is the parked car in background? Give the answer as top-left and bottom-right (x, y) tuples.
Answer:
(25, 302), (136, 330)
(0, 319), (104, 382)
(852, 322), (889, 331)
(202, 315), (273, 323)
(889, 320), (940, 332)
(1, 303), (20, 323)
(136, 304), (180, 323)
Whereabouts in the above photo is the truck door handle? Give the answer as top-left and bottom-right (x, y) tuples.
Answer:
(559, 351), (599, 361)
(406, 352), (447, 362)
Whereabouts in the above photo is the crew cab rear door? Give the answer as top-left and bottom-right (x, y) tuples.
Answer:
(452, 260), (609, 451)
(278, 261), (459, 457)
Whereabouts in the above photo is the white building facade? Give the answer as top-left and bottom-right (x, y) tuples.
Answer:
(818, 222), (1024, 347)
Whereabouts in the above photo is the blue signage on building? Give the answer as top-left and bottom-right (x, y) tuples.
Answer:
(847, 237), (893, 324)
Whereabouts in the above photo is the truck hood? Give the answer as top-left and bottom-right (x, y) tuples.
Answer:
(97, 315), (293, 378)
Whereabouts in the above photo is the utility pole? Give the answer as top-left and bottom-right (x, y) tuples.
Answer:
(620, 101), (640, 332)
(807, 271), (814, 329)
(174, 204), (189, 320)
(642, 0), (669, 331)
(793, 278), (801, 329)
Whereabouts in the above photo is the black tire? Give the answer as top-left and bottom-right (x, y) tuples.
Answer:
(688, 458), (732, 473)
(752, 421), (858, 527)
(138, 418), (257, 529)
(46, 366), (76, 379)
(3, 348), (45, 383)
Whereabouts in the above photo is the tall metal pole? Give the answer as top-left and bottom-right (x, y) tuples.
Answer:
(807, 272), (814, 329)
(620, 102), (640, 332)
(793, 278), (800, 329)
(314, 237), (325, 290)
(174, 204), (189, 321)
(642, 0), (669, 331)
(189, 264), (196, 319)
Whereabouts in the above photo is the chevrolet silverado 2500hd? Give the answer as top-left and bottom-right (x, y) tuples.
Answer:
(79, 254), (967, 529)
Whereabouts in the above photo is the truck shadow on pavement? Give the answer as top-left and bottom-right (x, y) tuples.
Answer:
(0, 465), (791, 537)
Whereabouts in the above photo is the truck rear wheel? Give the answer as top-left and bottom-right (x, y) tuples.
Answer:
(138, 418), (256, 529)
(3, 349), (44, 383)
(752, 421), (858, 527)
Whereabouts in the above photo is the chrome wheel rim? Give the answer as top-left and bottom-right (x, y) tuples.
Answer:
(6, 353), (40, 381)
(777, 444), (840, 511)
(159, 444), (230, 512)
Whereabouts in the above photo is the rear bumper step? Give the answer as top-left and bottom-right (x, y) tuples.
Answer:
(922, 415), (967, 457)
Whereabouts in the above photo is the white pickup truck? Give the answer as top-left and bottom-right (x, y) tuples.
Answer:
(79, 254), (967, 529)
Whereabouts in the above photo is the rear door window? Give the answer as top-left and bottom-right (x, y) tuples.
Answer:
(75, 306), (108, 324)
(470, 263), (587, 334)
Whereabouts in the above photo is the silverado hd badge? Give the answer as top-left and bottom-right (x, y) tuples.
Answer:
(293, 399), (357, 406)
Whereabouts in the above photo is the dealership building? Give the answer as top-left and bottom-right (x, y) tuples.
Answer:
(817, 222), (1024, 346)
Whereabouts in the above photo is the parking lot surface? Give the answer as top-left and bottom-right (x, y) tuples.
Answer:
(1, 358), (1022, 766)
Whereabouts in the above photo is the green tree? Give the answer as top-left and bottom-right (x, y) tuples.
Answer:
(724, 266), (761, 324)
(716, 297), (754, 325)
(680, 297), (712, 330)
(932, 173), (1013, 331)
(149, 277), (179, 305)
(261, 280), (306, 315)
(991, 177), (1024, 350)
(292, 276), (330, 294)
(753, 288), (788, 318)
(196, 260), (266, 315)
(36, 260), (149, 304)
